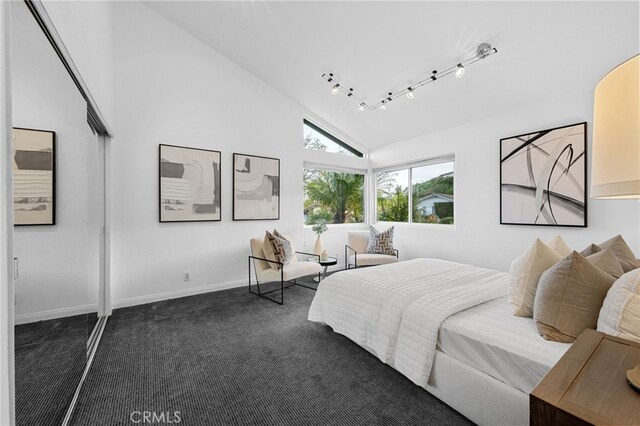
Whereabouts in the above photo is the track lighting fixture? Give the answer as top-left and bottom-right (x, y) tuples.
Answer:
(321, 42), (498, 110)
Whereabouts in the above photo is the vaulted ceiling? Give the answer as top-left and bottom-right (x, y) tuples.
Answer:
(144, 1), (639, 150)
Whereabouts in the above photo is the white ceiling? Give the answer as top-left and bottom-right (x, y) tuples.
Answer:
(144, 1), (639, 150)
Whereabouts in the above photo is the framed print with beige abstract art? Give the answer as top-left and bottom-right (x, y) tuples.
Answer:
(13, 128), (56, 226)
(159, 144), (221, 222)
(233, 153), (280, 220)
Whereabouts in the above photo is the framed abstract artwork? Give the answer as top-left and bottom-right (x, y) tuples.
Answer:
(13, 128), (56, 226)
(159, 144), (221, 222)
(500, 122), (587, 227)
(233, 153), (280, 220)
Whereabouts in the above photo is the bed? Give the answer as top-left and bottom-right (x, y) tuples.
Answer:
(308, 258), (571, 425)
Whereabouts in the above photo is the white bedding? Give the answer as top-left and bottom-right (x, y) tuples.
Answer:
(439, 296), (571, 393)
(308, 258), (507, 386)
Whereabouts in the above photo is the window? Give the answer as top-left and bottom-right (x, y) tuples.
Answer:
(304, 168), (364, 224)
(303, 120), (363, 157)
(376, 158), (454, 225)
(376, 170), (409, 222)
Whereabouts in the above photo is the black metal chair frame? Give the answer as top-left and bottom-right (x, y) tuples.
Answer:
(344, 245), (399, 270)
(248, 251), (321, 305)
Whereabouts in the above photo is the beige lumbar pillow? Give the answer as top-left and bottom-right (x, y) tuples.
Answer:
(598, 235), (639, 273)
(547, 235), (572, 257)
(597, 269), (640, 343)
(586, 248), (625, 278)
(508, 239), (563, 317)
(534, 251), (616, 343)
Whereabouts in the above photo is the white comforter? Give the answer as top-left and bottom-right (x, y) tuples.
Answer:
(308, 258), (508, 386)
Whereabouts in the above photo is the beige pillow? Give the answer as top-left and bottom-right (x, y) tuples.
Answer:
(508, 239), (563, 317)
(599, 235), (639, 273)
(534, 251), (616, 343)
(548, 235), (572, 257)
(580, 243), (601, 257)
(597, 269), (640, 343)
(586, 248), (625, 278)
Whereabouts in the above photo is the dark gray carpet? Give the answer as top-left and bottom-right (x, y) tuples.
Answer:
(15, 314), (88, 426)
(70, 279), (473, 425)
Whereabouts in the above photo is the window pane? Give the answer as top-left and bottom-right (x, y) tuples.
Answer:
(376, 170), (409, 222)
(411, 161), (454, 224)
(304, 169), (364, 224)
(303, 122), (357, 156)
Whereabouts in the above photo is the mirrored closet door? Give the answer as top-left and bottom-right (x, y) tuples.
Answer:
(11, 1), (107, 425)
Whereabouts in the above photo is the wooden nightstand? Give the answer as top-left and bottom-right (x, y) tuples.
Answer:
(530, 329), (640, 425)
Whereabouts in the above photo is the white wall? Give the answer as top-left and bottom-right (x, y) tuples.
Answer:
(111, 2), (364, 306)
(371, 91), (640, 272)
(42, 0), (114, 129)
(11, 1), (99, 322)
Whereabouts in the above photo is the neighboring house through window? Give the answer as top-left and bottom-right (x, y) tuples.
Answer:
(376, 157), (455, 225)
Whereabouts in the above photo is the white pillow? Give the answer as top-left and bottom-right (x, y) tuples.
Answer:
(547, 235), (572, 257)
(508, 239), (563, 317)
(597, 269), (640, 343)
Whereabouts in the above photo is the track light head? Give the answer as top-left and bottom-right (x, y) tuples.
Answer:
(455, 64), (465, 79)
(476, 43), (493, 58)
(406, 88), (415, 99)
(331, 84), (340, 95)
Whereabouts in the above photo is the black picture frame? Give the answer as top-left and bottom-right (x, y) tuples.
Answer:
(232, 153), (280, 221)
(500, 121), (588, 227)
(13, 127), (56, 226)
(159, 144), (222, 223)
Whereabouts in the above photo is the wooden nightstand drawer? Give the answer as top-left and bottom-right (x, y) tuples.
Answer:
(531, 329), (640, 425)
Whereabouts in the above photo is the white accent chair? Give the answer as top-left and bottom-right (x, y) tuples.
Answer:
(345, 230), (399, 269)
(249, 236), (322, 305)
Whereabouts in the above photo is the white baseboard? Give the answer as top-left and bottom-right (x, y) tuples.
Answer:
(15, 304), (98, 325)
(112, 279), (247, 310)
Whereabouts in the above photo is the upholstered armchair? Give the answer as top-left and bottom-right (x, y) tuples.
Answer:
(345, 230), (399, 269)
(248, 236), (322, 305)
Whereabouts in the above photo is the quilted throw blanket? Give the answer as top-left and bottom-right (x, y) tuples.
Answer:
(308, 258), (508, 387)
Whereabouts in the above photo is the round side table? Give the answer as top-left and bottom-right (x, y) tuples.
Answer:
(307, 256), (337, 281)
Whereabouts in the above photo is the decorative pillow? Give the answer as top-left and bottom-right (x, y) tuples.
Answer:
(547, 235), (572, 257)
(580, 243), (602, 257)
(366, 226), (395, 256)
(508, 239), (563, 317)
(273, 229), (297, 263)
(263, 230), (293, 270)
(597, 269), (640, 343)
(598, 235), (639, 272)
(534, 251), (616, 343)
(586, 248), (625, 278)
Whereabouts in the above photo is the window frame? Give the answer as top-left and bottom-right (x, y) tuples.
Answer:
(303, 119), (364, 158)
(374, 155), (455, 226)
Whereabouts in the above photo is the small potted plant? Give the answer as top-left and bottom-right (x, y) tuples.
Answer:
(312, 219), (328, 256)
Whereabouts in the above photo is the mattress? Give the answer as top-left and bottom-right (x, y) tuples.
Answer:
(308, 259), (507, 386)
(438, 296), (571, 393)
